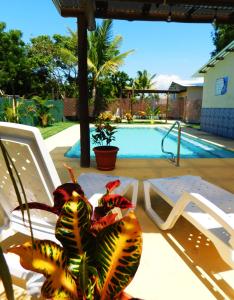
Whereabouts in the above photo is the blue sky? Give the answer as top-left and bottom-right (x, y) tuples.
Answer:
(0, 0), (214, 88)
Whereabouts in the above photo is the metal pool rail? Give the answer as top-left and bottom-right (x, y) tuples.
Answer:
(161, 121), (181, 166)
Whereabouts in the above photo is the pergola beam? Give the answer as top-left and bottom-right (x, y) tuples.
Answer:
(142, 3), (152, 15)
(81, 0), (96, 31)
(60, 9), (234, 24)
(123, 89), (184, 93)
(115, 0), (234, 5)
(53, 0), (234, 24)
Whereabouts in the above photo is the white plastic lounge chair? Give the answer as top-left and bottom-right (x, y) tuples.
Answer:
(144, 175), (234, 268)
(0, 121), (138, 296)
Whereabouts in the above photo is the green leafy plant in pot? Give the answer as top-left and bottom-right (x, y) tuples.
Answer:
(7, 168), (142, 300)
(92, 113), (119, 171)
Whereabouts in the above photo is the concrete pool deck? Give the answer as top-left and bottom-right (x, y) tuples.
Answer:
(45, 124), (234, 300)
(1, 124), (234, 299)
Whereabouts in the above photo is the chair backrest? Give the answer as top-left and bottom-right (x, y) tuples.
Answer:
(0, 122), (61, 235)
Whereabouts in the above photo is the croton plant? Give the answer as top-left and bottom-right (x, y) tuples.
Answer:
(8, 170), (142, 300)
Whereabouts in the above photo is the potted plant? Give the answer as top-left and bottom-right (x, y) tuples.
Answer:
(8, 170), (143, 300)
(92, 113), (119, 171)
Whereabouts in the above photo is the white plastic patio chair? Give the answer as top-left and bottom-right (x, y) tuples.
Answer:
(143, 175), (234, 268)
(0, 121), (138, 296)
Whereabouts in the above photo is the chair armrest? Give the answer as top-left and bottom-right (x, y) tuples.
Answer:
(186, 192), (234, 246)
(189, 192), (234, 231)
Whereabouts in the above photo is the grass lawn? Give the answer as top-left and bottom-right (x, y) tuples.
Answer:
(38, 121), (77, 139)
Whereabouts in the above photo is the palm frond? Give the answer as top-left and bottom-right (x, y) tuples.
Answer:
(67, 27), (77, 41)
(106, 35), (123, 56)
(87, 57), (97, 74)
(96, 50), (134, 79)
(59, 48), (77, 65)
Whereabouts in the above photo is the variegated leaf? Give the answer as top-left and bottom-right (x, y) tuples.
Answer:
(105, 180), (120, 193)
(91, 213), (118, 235)
(96, 211), (142, 300)
(14, 182), (87, 216)
(55, 192), (95, 277)
(101, 194), (134, 210)
(7, 240), (79, 299)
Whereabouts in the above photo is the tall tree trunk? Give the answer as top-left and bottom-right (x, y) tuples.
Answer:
(93, 85), (103, 118)
(92, 78), (106, 118)
(92, 79), (98, 118)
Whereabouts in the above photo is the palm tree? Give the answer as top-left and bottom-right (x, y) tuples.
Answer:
(134, 70), (157, 99)
(88, 19), (134, 117)
(61, 21), (133, 116)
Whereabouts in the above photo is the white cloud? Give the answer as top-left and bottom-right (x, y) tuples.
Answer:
(153, 74), (182, 90)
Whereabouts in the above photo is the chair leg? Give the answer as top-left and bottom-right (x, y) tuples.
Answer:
(26, 273), (44, 298)
(131, 181), (138, 207)
(143, 181), (183, 230)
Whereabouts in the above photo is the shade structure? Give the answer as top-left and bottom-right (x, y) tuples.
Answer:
(53, 1), (234, 25)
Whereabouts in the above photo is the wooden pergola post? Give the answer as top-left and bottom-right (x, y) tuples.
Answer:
(78, 15), (90, 167)
(165, 92), (169, 124)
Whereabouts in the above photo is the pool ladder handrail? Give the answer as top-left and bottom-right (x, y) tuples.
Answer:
(161, 121), (181, 167)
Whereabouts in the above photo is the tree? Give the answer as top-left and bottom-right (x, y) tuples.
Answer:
(53, 32), (78, 97)
(0, 21), (133, 103)
(211, 24), (234, 56)
(87, 19), (134, 117)
(133, 70), (157, 99)
(27, 35), (58, 98)
(28, 34), (78, 99)
(110, 71), (133, 98)
(134, 70), (156, 90)
(0, 22), (30, 97)
(28, 21), (133, 106)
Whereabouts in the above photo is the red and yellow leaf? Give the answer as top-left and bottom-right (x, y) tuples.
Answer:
(96, 211), (142, 300)
(91, 213), (118, 235)
(14, 182), (87, 216)
(7, 240), (78, 299)
(101, 194), (134, 210)
(53, 182), (87, 215)
(105, 180), (120, 193)
(55, 192), (95, 277)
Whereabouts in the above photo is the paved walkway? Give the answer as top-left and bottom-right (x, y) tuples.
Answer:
(45, 124), (80, 152)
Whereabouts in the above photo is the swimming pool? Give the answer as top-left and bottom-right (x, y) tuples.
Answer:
(65, 127), (234, 159)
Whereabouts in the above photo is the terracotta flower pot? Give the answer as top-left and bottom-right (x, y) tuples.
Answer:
(93, 146), (119, 171)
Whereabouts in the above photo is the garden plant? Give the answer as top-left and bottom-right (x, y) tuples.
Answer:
(8, 168), (142, 299)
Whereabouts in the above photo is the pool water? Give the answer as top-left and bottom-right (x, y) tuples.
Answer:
(65, 127), (234, 159)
